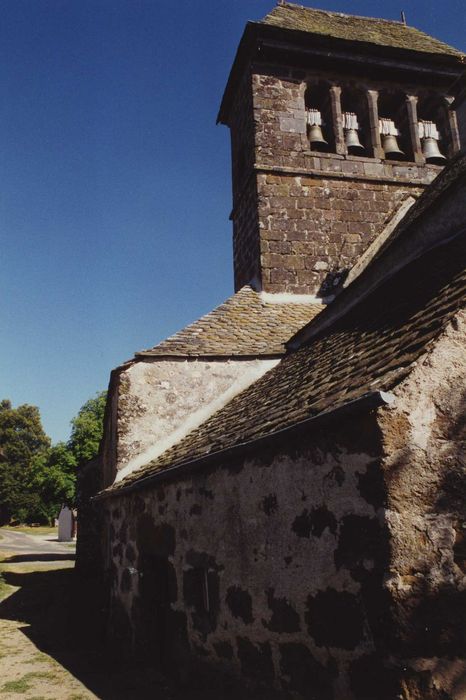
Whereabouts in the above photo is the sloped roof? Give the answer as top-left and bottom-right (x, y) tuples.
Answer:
(107, 226), (466, 493)
(261, 3), (464, 58)
(135, 285), (321, 358)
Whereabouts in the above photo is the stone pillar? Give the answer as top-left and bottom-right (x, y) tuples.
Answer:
(405, 94), (425, 164)
(329, 85), (345, 155)
(444, 96), (461, 156)
(366, 89), (384, 159)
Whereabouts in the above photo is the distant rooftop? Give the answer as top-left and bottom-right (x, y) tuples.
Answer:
(261, 2), (464, 57)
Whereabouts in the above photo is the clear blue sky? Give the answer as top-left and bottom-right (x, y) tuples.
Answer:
(1, 0), (465, 443)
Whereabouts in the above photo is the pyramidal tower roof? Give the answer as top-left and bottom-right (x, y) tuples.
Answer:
(261, 2), (463, 57)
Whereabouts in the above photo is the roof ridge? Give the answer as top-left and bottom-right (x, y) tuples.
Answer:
(260, 2), (464, 58)
(269, 2), (406, 28)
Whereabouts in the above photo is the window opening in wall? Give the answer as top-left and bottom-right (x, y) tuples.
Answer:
(186, 566), (210, 613)
(417, 93), (450, 162)
(341, 87), (369, 155)
(304, 82), (334, 153)
(378, 91), (412, 161)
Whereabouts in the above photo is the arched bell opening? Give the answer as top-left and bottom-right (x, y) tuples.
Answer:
(340, 86), (370, 156)
(304, 82), (335, 153)
(417, 93), (451, 164)
(378, 90), (413, 162)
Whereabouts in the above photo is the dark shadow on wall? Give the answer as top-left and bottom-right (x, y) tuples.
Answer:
(0, 566), (290, 700)
(316, 268), (349, 298)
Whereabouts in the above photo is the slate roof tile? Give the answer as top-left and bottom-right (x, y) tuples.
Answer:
(109, 229), (466, 493)
(135, 285), (322, 358)
(261, 3), (463, 58)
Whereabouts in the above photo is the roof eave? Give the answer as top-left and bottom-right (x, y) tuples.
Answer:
(133, 352), (284, 361)
(94, 390), (394, 500)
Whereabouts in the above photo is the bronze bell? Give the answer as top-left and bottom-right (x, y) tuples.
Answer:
(382, 133), (405, 159)
(308, 123), (328, 151)
(345, 128), (365, 154)
(421, 137), (446, 165)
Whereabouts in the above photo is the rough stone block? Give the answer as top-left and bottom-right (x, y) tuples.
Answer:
(279, 116), (306, 134)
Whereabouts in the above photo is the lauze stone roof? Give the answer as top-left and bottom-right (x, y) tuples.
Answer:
(108, 226), (466, 493)
(261, 2), (464, 58)
(135, 285), (322, 358)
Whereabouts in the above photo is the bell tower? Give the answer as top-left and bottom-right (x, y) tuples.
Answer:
(218, 3), (464, 297)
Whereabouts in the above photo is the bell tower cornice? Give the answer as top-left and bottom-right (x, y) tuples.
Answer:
(218, 14), (464, 127)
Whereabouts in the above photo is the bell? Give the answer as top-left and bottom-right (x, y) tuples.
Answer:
(345, 128), (365, 154)
(381, 133), (405, 159)
(421, 137), (446, 165)
(308, 124), (328, 151)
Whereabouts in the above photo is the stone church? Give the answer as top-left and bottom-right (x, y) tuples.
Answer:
(79, 4), (466, 698)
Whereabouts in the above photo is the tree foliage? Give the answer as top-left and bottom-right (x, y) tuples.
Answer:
(31, 442), (77, 511)
(0, 392), (106, 525)
(0, 400), (50, 524)
(68, 392), (107, 467)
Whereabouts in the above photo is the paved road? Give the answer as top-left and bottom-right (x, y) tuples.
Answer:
(0, 529), (75, 560)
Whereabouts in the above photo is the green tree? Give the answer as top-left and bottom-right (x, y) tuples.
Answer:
(68, 391), (107, 467)
(0, 399), (50, 524)
(31, 442), (77, 521)
(0, 393), (106, 525)
(30, 392), (107, 522)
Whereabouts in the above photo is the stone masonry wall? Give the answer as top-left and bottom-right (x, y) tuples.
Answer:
(257, 173), (417, 295)
(104, 412), (393, 699)
(378, 309), (466, 700)
(230, 66), (443, 296)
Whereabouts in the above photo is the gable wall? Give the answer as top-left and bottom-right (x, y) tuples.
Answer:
(101, 357), (278, 487)
(104, 411), (391, 699)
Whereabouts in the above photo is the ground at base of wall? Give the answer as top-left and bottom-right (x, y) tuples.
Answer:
(0, 551), (173, 699)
